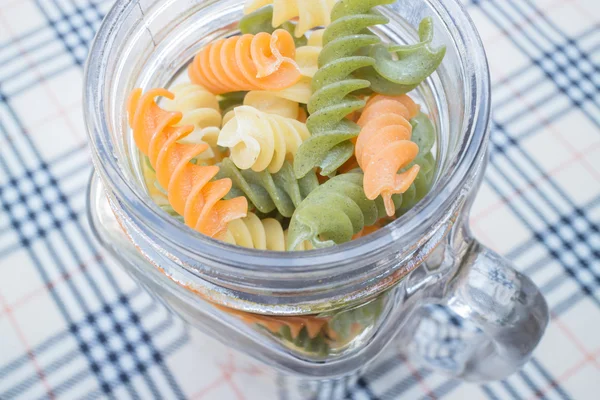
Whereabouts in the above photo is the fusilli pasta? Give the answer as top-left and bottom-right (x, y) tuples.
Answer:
(218, 105), (311, 173)
(293, 0), (394, 178)
(239, 5), (308, 48)
(221, 83), (312, 124)
(222, 212), (313, 251)
(216, 158), (319, 218)
(327, 296), (384, 342)
(244, 0), (338, 37)
(188, 30), (301, 95)
(241, 91), (300, 121)
(295, 46), (321, 78)
(216, 301), (330, 354)
(218, 91), (248, 117)
(287, 172), (389, 249)
(128, 88), (248, 238)
(356, 17), (447, 95)
(307, 29), (325, 47)
(356, 94), (421, 216)
(162, 83), (223, 162)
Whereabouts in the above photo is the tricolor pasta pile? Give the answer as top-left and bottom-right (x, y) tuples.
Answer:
(128, 0), (445, 252)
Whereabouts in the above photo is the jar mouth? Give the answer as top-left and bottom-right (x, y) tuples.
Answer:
(84, 0), (490, 275)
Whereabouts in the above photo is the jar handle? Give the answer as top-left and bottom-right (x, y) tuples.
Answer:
(403, 234), (549, 381)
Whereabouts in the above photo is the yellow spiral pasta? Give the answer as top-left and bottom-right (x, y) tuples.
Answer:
(221, 79), (313, 126)
(218, 105), (310, 173)
(295, 32), (323, 78)
(162, 83), (223, 162)
(276, 77), (313, 104)
(307, 28), (325, 47)
(295, 47), (320, 78)
(229, 91), (300, 123)
(222, 212), (312, 251)
(244, 0), (337, 37)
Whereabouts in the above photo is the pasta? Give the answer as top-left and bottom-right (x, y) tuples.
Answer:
(293, 0), (394, 178)
(239, 5), (308, 47)
(294, 29), (325, 78)
(355, 94), (421, 216)
(307, 29), (325, 47)
(245, 90), (299, 119)
(244, 0), (338, 37)
(397, 112), (437, 212)
(130, 0), (445, 252)
(188, 30), (301, 95)
(295, 46), (321, 78)
(216, 302), (330, 354)
(327, 296), (384, 341)
(410, 110), (436, 157)
(128, 88), (248, 238)
(222, 212), (313, 251)
(216, 158), (319, 218)
(162, 83), (223, 162)
(221, 81), (312, 124)
(287, 172), (390, 249)
(218, 105), (311, 173)
(270, 76), (313, 104)
(218, 91), (247, 116)
(355, 17), (447, 95)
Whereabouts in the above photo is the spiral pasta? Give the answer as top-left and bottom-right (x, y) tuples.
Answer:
(217, 302), (330, 349)
(162, 83), (223, 162)
(327, 296), (384, 341)
(293, 0), (394, 178)
(128, 88), (248, 238)
(397, 112), (437, 213)
(188, 29), (301, 95)
(293, 31), (323, 80)
(222, 212), (313, 251)
(221, 82), (312, 124)
(295, 46), (321, 78)
(356, 94), (421, 216)
(287, 172), (390, 249)
(244, 0), (338, 37)
(216, 158), (319, 218)
(307, 29), (325, 47)
(275, 77), (313, 104)
(218, 105), (311, 173)
(248, 90), (299, 119)
(356, 17), (447, 95)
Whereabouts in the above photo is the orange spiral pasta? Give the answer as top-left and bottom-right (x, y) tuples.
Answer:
(356, 95), (422, 217)
(128, 88), (248, 238)
(188, 29), (301, 95)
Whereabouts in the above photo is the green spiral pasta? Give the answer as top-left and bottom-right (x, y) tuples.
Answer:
(395, 113), (437, 213)
(216, 158), (319, 218)
(287, 173), (384, 249)
(411, 111), (436, 157)
(355, 17), (446, 95)
(288, 149), (436, 250)
(395, 152), (435, 214)
(293, 0), (395, 178)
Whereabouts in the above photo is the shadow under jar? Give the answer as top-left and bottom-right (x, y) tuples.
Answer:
(84, 0), (549, 384)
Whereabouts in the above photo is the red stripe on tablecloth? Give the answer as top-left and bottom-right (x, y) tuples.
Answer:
(0, 254), (102, 320)
(0, 11), (83, 143)
(0, 292), (55, 399)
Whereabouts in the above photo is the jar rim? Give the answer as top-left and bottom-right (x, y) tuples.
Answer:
(84, 0), (490, 277)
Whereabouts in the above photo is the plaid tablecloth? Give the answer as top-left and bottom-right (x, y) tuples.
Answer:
(1, 0), (599, 399)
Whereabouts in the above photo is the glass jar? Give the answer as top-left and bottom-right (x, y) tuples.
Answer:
(84, 0), (549, 386)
